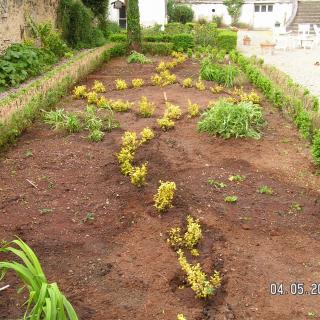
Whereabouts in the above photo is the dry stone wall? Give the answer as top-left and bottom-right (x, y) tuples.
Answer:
(0, 0), (59, 54)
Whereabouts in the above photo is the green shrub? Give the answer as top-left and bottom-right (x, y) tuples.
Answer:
(200, 60), (237, 87)
(142, 42), (174, 55)
(198, 100), (264, 139)
(169, 4), (194, 24)
(216, 30), (237, 52)
(57, 0), (106, 48)
(144, 34), (173, 42)
(127, 51), (151, 64)
(172, 33), (194, 51)
(312, 130), (320, 165)
(294, 108), (313, 139)
(109, 33), (126, 42)
(194, 23), (218, 47)
(165, 22), (190, 34)
(223, 0), (244, 25)
(212, 15), (223, 27)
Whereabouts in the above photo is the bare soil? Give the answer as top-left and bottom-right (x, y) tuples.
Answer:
(1, 57), (320, 320)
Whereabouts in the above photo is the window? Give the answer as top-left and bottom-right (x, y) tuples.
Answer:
(254, 4), (273, 13)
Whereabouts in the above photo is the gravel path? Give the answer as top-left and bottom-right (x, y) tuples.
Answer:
(237, 30), (320, 98)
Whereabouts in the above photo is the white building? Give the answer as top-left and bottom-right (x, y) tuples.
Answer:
(108, 0), (320, 32)
(109, 0), (168, 28)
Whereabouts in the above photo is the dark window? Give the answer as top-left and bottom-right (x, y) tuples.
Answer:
(268, 5), (273, 12)
(119, 6), (126, 19)
(212, 8), (215, 12)
(254, 5), (260, 12)
(261, 5), (266, 12)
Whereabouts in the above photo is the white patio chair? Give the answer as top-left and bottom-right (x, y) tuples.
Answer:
(298, 23), (310, 38)
(297, 24), (312, 48)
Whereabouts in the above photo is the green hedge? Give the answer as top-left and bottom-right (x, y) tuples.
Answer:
(216, 30), (237, 52)
(172, 33), (194, 52)
(142, 42), (174, 55)
(109, 33), (127, 42)
(143, 34), (173, 43)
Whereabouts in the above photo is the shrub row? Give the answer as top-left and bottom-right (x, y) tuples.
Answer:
(110, 28), (236, 52)
(142, 42), (174, 56)
(0, 43), (127, 149)
(230, 50), (320, 165)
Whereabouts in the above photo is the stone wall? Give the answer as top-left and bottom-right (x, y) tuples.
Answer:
(0, 0), (59, 54)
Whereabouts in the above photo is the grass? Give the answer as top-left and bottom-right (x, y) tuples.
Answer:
(0, 239), (78, 319)
(127, 51), (151, 64)
(198, 100), (265, 139)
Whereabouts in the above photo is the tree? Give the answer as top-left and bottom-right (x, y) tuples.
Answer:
(167, 1), (194, 24)
(82, 0), (109, 29)
(223, 0), (243, 25)
(127, 0), (141, 51)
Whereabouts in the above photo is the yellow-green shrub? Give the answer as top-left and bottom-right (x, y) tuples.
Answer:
(86, 91), (99, 104)
(111, 100), (133, 112)
(116, 147), (135, 176)
(130, 163), (148, 187)
(97, 96), (109, 108)
(157, 117), (175, 131)
(156, 61), (167, 73)
(121, 131), (139, 151)
(195, 80), (206, 91)
(92, 80), (106, 93)
(177, 314), (186, 320)
(164, 102), (182, 120)
(115, 79), (128, 90)
(240, 91), (261, 104)
(73, 85), (87, 99)
(183, 78), (193, 88)
(140, 127), (155, 144)
(154, 181), (176, 212)
(151, 74), (163, 86)
(187, 100), (200, 118)
(160, 70), (176, 86)
(132, 78), (144, 88)
(210, 85), (224, 94)
(177, 249), (221, 298)
(139, 96), (155, 117)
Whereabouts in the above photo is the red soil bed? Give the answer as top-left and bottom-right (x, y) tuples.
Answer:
(1, 57), (320, 320)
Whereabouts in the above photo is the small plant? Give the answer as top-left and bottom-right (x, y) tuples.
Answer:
(140, 127), (155, 144)
(208, 179), (226, 189)
(290, 202), (303, 212)
(177, 249), (221, 298)
(92, 80), (106, 93)
(167, 215), (202, 256)
(177, 314), (187, 320)
(151, 74), (163, 86)
(97, 96), (110, 108)
(130, 163), (148, 187)
(160, 70), (177, 86)
(73, 85), (87, 99)
(0, 239), (79, 319)
(132, 78), (144, 88)
(139, 96), (155, 117)
(165, 102), (182, 120)
(63, 114), (81, 133)
(157, 117), (175, 131)
(228, 175), (245, 182)
(43, 109), (81, 133)
(210, 85), (224, 94)
(240, 91), (261, 104)
(127, 51), (151, 64)
(198, 100), (265, 139)
(86, 91), (99, 104)
(122, 131), (139, 151)
(224, 195), (238, 203)
(195, 80), (206, 91)
(111, 100), (133, 112)
(312, 130), (320, 166)
(257, 185), (273, 195)
(154, 181), (176, 212)
(116, 147), (135, 176)
(156, 61), (167, 72)
(88, 129), (104, 142)
(183, 78), (193, 88)
(115, 79), (128, 90)
(187, 100), (200, 118)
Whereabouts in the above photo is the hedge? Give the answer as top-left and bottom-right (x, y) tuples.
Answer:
(172, 33), (194, 52)
(142, 42), (174, 55)
(109, 33), (126, 42)
(216, 30), (237, 52)
(0, 43), (126, 149)
(143, 34), (173, 43)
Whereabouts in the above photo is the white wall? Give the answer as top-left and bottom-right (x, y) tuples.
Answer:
(108, 0), (167, 27)
(190, 2), (293, 30)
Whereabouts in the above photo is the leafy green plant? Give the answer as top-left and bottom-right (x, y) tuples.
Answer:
(224, 195), (238, 203)
(0, 239), (78, 319)
(183, 78), (193, 88)
(177, 314), (187, 320)
(127, 51), (151, 64)
(312, 130), (320, 166)
(110, 99), (133, 112)
(223, 0), (244, 25)
(168, 4), (194, 24)
(140, 127), (155, 144)
(130, 163), (148, 187)
(88, 129), (104, 142)
(228, 175), (245, 182)
(177, 249), (221, 298)
(165, 102), (182, 120)
(115, 79), (128, 90)
(127, 0), (142, 51)
(195, 80), (206, 91)
(132, 78), (144, 88)
(257, 185), (273, 195)
(43, 109), (81, 133)
(208, 179), (226, 189)
(73, 85), (87, 98)
(157, 117), (175, 131)
(187, 100), (200, 118)
(198, 100), (265, 139)
(92, 80), (106, 93)
(154, 181), (176, 212)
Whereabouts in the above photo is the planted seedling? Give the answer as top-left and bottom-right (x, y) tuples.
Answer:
(257, 185), (274, 195)
(224, 196), (238, 203)
(228, 175), (245, 182)
(208, 179), (226, 189)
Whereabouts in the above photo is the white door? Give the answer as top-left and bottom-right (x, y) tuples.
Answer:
(253, 3), (275, 29)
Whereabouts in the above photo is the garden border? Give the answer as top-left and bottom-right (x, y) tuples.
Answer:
(0, 42), (127, 149)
